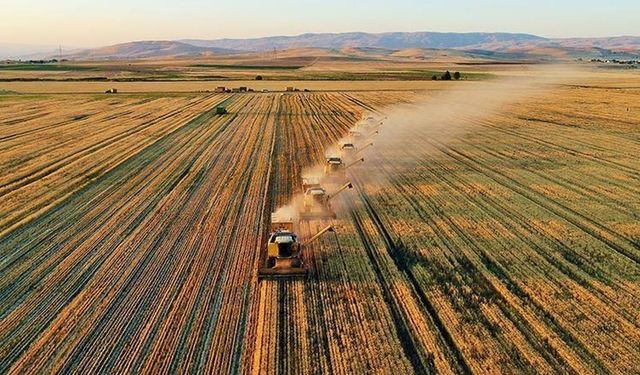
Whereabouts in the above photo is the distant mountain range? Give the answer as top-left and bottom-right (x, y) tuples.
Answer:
(5, 32), (639, 61)
(181, 32), (547, 51)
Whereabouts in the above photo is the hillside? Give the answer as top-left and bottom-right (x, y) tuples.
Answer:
(64, 41), (238, 60)
(52, 32), (640, 61)
(182, 31), (546, 51)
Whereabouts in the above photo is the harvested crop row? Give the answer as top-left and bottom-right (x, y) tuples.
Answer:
(340, 85), (640, 374)
(0, 94), (230, 236)
(0, 91), (412, 374)
(253, 83), (639, 374)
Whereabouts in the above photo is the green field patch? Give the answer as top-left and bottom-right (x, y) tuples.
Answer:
(0, 64), (97, 71)
(190, 64), (303, 70)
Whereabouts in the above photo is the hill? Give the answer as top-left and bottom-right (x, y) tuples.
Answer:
(181, 32), (546, 51)
(63, 41), (239, 60)
(54, 32), (640, 61)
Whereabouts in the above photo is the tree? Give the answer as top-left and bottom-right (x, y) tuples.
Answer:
(442, 71), (452, 81)
(255, 75), (263, 80)
(454, 71), (461, 80)
(431, 75), (438, 81)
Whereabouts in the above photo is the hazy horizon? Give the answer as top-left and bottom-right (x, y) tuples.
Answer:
(3, 30), (640, 50)
(1, 0), (638, 49)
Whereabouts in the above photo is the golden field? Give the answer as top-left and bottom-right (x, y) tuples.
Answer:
(0, 63), (639, 374)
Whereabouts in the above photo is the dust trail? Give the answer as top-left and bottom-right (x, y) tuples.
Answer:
(273, 64), (584, 223)
(345, 64), (585, 192)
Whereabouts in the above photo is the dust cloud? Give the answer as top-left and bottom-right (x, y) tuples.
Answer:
(346, 64), (585, 188)
(273, 64), (585, 225)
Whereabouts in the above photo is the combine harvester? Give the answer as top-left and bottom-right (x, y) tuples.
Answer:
(300, 182), (353, 220)
(360, 114), (385, 128)
(324, 156), (364, 181)
(340, 142), (356, 152)
(341, 142), (374, 158)
(257, 214), (335, 279)
(349, 127), (379, 143)
(257, 115), (382, 280)
(349, 129), (364, 141)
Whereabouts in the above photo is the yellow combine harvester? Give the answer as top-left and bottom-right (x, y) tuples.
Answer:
(258, 214), (335, 279)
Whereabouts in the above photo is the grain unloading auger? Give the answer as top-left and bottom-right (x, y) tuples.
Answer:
(365, 130), (380, 140)
(258, 215), (336, 279)
(300, 181), (353, 220)
(356, 142), (374, 155)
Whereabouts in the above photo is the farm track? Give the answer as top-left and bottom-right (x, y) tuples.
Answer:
(1, 84), (639, 374)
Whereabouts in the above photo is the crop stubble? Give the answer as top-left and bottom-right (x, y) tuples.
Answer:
(1, 85), (639, 374)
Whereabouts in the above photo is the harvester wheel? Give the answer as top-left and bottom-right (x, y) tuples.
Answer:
(267, 256), (276, 268)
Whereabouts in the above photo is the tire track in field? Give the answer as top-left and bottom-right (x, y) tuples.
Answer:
(416, 148), (640, 322)
(0, 95), (214, 196)
(417, 137), (640, 264)
(361, 152), (610, 374)
(0, 100), (241, 371)
(350, 175), (471, 375)
(477, 120), (640, 178)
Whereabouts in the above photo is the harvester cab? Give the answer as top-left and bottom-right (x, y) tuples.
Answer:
(325, 156), (364, 181)
(366, 116), (376, 127)
(258, 214), (336, 279)
(360, 115), (383, 129)
(341, 142), (357, 157)
(268, 231), (299, 261)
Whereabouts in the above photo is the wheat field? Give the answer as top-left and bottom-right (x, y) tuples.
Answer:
(1, 73), (639, 373)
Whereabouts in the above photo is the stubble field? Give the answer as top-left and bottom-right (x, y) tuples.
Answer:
(1, 72), (639, 374)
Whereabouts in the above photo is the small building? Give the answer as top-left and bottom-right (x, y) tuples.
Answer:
(239, 86), (248, 93)
(214, 86), (226, 93)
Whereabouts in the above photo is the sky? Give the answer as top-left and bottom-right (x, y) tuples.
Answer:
(1, 0), (638, 48)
